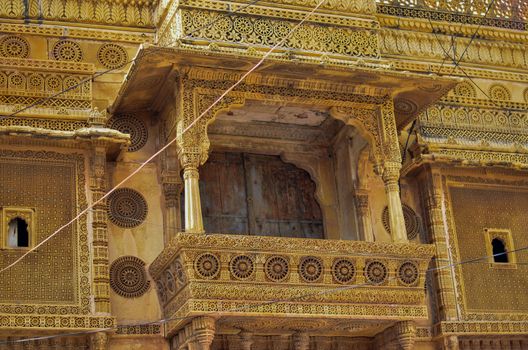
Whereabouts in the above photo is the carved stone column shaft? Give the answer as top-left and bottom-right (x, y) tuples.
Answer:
(90, 146), (111, 313)
(383, 162), (407, 242)
(183, 166), (204, 233)
(355, 191), (375, 242)
(162, 173), (183, 242)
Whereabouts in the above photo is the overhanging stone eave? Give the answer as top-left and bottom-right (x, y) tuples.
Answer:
(111, 46), (458, 129)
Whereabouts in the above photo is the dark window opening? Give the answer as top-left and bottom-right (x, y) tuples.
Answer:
(492, 238), (508, 263)
(8, 217), (29, 248)
(195, 152), (324, 239)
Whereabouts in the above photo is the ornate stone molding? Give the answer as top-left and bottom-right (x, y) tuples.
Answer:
(149, 233), (434, 336)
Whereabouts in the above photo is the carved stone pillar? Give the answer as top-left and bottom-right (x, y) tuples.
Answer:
(378, 99), (407, 243)
(238, 331), (253, 350)
(292, 332), (310, 350)
(90, 332), (108, 350)
(162, 171), (183, 242)
(421, 168), (458, 320)
(179, 150), (204, 233)
(441, 336), (459, 350)
(188, 316), (216, 350)
(355, 190), (375, 242)
(394, 321), (416, 350)
(382, 162), (407, 242)
(90, 145), (111, 313)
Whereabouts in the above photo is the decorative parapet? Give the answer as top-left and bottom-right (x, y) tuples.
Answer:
(149, 233), (435, 336)
(376, 0), (527, 31)
(0, 57), (94, 119)
(157, 0), (381, 60)
(0, 0), (157, 28)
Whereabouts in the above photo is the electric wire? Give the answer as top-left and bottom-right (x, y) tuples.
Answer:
(0, 0), (328, 273)
(0, 0), (262, 120)
(2, 245), (526, 345)
(447, 0), (497, 76)
(0, 0), (523, 343)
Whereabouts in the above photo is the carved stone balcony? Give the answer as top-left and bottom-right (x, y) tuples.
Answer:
(149, 233), (434, 338)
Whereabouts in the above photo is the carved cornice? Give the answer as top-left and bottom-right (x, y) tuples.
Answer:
(0, 57), (94, 74)
(0, 23), (154, 44)
(435, 321), (528, 336)
(377, 15), (528, 44)
(0, 313), (115, 330)
(0, 0), (157, 29)
(379, 28), (527, 70)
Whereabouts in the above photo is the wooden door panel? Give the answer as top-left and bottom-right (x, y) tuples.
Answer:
(199, 151), (324, 238)
(199, 152), (248, 234)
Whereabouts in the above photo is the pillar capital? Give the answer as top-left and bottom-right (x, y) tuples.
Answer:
(90, 332), (108, 350)
(188, 316), (216, 350)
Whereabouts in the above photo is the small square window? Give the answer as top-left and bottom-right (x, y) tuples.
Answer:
(484, 228), (516, 268)
(1, 207), (35, 249)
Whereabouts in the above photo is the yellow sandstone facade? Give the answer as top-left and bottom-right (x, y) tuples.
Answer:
(0, 0), (527, 349)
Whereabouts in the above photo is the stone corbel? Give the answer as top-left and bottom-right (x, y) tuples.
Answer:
(187, 317), (216, 350)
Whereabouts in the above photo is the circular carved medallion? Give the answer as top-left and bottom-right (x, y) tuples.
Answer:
(108, 115), (148, 152)
(0, 35), (29, 58)
(97, 44), (128, 69)
(453, 81), (476, 98)
(365, 260), (388, 285)
(194, 253), (220, 279)
(107, 188), (148, 228)
(489, 84), (511, 101)
(299, 256), (323, 283)
(265, 255), (289, 282)
(382, 204), (421, 240)
(110, 256), (150, 298)
(332, 258), (356, 284)
(52, 40), (83, 62)
(229, 255), (255, 280)
(398, 261), (419, 286)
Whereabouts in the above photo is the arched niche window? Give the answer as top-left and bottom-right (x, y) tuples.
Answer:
(2, 207), (35, 249)
(485, 228), (516, 267)
(491, 237), (508, 263)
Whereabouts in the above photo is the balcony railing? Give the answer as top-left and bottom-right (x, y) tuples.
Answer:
(377, 0), (528, 30)
(149, 233), (435, 337)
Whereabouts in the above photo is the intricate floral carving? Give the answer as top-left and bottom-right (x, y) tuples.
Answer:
(181, 9), (379, 58)
(229, 255), (255, 280)
(397, 261), (420, 286)
(0, 35), (29, 58)
(332, 258), (356, 284)
(298, 256), (323, 283)
(109, 256), (151, 298)
(265, 255), (290, 282)
(382, 204), (422, 240)
(108, 114), (148, 152)
(107, 188), (148, 228)
(365, 260), (388, 285)
(97, 44), (128, 69)
(489, 84), (511, 101)
(52, 40), (83, 62)
(194, 253), (221, 279)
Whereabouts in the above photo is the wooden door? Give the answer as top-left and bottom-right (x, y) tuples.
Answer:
(198, 151), (324, 238)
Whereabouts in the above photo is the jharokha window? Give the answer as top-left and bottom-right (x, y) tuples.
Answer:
(1, 207), (35, 249)
(485, 228), (516, 267)
(194, 152), (324, 239)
